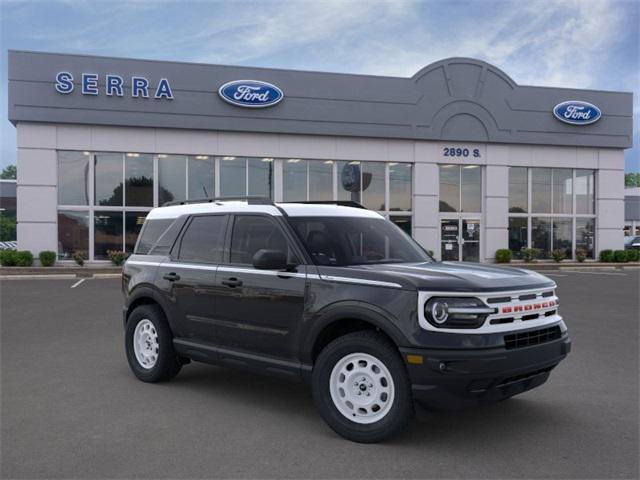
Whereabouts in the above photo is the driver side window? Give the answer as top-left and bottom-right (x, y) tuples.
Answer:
(229, 215), (296, 265)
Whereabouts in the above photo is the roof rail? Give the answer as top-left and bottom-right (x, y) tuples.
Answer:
(162, 196), (274, 207)
(280, 200), (367, 209)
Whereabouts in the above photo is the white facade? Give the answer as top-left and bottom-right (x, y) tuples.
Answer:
(16, 122), (626, 262)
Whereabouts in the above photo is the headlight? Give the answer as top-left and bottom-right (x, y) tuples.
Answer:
(424, 297), (495, 329)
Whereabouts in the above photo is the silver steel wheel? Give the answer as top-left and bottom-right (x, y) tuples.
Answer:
(329, 352), (395, 424)
(133, 319), (159, 369)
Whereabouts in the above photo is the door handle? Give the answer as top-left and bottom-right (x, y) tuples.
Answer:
(221, 277), (243, 288)
(163, 272), (180, 282)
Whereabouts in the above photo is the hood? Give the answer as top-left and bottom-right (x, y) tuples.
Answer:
(318, 262), (555, 292)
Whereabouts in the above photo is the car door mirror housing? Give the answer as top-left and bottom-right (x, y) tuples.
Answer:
(252, 249), (288, 270)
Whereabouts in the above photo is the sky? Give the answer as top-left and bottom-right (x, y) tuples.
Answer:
(0, 0), (638, 172)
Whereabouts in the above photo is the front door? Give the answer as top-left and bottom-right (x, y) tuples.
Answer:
(212, 214), (306, 360)
(440, 218), (481, 262)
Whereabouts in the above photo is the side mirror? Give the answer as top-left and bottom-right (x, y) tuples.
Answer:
(252, 249), (288, 270)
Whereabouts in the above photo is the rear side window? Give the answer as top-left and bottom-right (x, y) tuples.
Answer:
(135, 219), (174, 254)
(229, 215), (294, 265)
(178, 215), (227, 263)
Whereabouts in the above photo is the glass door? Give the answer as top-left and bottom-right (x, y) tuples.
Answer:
(440, 219), (460, 261)
(461, 219), (480, 262)
(440, 218), (481, 262)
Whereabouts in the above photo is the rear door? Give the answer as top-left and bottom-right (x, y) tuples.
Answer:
(157, 214), (228, 343)
(212, 214), (307, 360)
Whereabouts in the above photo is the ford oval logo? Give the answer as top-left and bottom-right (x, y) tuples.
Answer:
(218, 80), (283, 108)
(553, 100), (601, 125)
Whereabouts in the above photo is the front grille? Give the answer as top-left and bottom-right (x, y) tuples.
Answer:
(504, 326), (562, 350)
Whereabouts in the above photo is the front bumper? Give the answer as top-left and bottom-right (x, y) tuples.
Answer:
(400, 332), (571, 410)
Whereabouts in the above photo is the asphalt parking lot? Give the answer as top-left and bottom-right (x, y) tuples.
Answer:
(1, 270), (638, 479)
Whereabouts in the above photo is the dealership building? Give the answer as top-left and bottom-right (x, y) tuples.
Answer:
(7, 50), (633, 262)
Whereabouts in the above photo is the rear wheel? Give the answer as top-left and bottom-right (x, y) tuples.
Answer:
(125, 304), (182, 382)
(312, 331), (413, 443)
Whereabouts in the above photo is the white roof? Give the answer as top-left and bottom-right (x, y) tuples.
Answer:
(145, 201), (382, 220)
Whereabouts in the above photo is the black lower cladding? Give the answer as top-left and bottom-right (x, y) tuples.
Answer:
(400, 331), (571, 409)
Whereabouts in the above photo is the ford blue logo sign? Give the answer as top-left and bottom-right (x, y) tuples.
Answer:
(218, 80), (283, 108)
(553, 100), (601, 125)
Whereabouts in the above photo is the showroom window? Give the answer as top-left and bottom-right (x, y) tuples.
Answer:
(438, 165), (482, 213)
(508, 168), (596, 259)
(57, 152), (413, 261)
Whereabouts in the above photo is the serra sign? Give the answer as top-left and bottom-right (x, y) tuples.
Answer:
(55, 72), (174, 99)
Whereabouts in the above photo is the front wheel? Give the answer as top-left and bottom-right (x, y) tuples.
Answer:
(312, 331), (413, 443)
(125, 304), (182, 382)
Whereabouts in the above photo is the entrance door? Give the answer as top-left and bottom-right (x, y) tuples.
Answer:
(440, 218), (481, 262)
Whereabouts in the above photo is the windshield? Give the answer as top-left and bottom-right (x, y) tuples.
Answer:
(289, 216), (432, 266)
(624, 236), (639, 245)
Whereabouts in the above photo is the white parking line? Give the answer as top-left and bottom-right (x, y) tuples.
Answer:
(565, 270), (627, 276)
(70, 278), (86, 288)
(544, 273), (568, 277)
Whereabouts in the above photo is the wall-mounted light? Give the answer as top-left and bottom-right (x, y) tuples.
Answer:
(222, 156), (236, 161)
(195, 155), (209, 160)
(287, 159), (301, 163)
(126, 153), (140, 157)
(349, 161), (360, 165)
(82, 151), (91, 156)
(262, 158), (273, 162)
(323, 160), (334, 165)
(389, 162), (398, 166)
(463, 165), (479, 169)
(158, 154), (168, 159)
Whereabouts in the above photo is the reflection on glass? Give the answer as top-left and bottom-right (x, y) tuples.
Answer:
(309, 160), (333, 201)
(508, 217), (527, 258)
(220, 157), (246, 197)
(508, 167), (528, 213)
(58, 151), (90, 205)
(125, 212), (148, 253)
(94, 211), (123, 259)
(552, 169), (572, 214)
(283, 159), (307, 201)
(531, 168), (552, 213)
(188, 156), (215, 199)
(576, 218), (595, 259)
(362, 162), (385, 210)
(337, 161), (361, 203)
(531, 217), (551, 258)
(57, 211), (89, 259)
(248, 158), (272, 198)
(439, 165), (459, 212)
(95, 153), (123, 206)
(575, 170), (595, 214)
(552, 217), (572, 257)
(389, 163), (412, 211)
(390, 216), (412, 236)
(158, 155), (186, 205)
(461, 165), (481, 212)
(125, 154), (153, 206)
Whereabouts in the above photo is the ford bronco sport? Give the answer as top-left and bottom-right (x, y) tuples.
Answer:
(122, 197), (570, 443)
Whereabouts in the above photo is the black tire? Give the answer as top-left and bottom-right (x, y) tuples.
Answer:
(125, 304), (182, 382)
(312, 331), (413, 443)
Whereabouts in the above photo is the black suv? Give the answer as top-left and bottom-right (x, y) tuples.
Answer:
(123, 197), (570, 443)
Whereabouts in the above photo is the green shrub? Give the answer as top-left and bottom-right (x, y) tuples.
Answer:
(551, 249), (566, 263)
(427, 249), (434, 257)
(521, 248), (539, 263)
(613, 250), (628, 263)
(72, 250), (87, 266)
(0, 249), (18, 266)
(15, 250), (33, 267)
(626, 249), (639, 262)
(39, 250), (56, 267)
(495, 249), (512, 263)
(599, 249), (614, 262)
(107, 250), (127, 266)
(575, 248), (587, 263)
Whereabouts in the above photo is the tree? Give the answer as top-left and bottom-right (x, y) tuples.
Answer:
(1, 165), (16, 179)
(625, 172), (640, 188)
